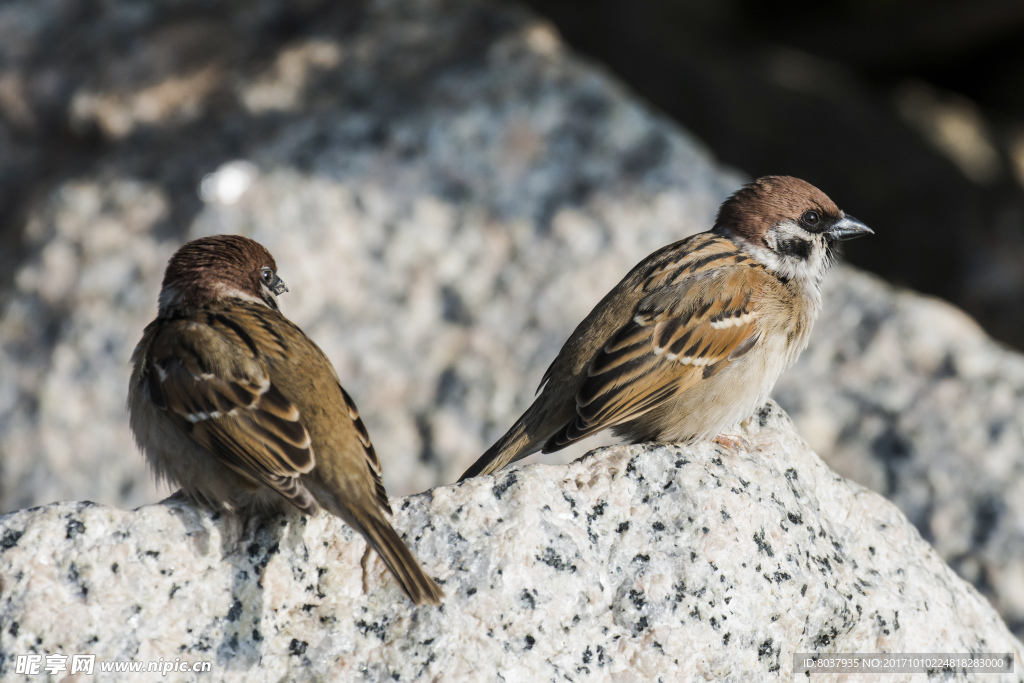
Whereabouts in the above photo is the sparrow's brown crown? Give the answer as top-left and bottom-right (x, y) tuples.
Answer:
(159, 235), (287, 315)
(713, 176), (841, 246)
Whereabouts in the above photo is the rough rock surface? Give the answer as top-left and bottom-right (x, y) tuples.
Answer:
(2, 402), (1020, 682)
(1, 0), (1024, 644)
(775, 267), (1024, 634)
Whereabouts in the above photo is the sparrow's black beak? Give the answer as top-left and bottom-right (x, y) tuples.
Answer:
(827, 214), (873, 242)
(271, 275), (288, 295)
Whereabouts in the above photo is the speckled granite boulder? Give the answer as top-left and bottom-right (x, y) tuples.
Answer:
(1, 402), (1021, 682)
(775, 267), (1024, 635)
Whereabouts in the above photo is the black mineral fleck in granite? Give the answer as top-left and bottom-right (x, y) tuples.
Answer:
(1, 529), (23, 549)
(66, 519), (85, 539)
(491, 472), (518, 500)
(753, 530), (774, 557)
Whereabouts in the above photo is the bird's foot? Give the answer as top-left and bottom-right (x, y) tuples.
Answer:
(713, 434), (750, 451)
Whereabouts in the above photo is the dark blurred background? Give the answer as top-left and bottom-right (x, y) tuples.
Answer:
(524, 0), (1024, 348)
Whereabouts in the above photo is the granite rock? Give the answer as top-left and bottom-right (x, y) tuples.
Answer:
(1, 402), (1020, 682)
(1, 0), (1024, 646)
(775, 267), (1024, 634)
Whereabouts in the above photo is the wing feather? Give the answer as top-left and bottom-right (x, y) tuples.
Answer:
(545, 264), (769, 451)
(146, 319), (318, 513)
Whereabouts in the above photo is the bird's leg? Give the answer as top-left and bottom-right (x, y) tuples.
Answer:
(713, 434), (750, 451)
(360, 545), (372, 595)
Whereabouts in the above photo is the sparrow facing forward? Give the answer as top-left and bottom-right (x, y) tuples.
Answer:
(460, 176), (872, 480)
(129, 235), (442, 605)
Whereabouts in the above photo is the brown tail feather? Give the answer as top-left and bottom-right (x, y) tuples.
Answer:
(356, 510), (443, 606)
(458, 421), (539, 481)
(542, 416), (597, 454)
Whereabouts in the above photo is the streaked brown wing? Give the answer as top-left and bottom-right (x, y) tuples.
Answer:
(545, 266), (765, 450)
(146, 318), (318, 513)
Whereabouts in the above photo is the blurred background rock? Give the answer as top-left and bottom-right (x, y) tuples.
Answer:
(0, 0), (1022, 635)
(524, 0), (1024, 350)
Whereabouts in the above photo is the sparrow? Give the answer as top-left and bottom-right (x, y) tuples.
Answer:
(460, 176), (872, 480)
(128, 234), (442, 605)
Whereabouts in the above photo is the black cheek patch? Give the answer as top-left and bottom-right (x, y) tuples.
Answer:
(777, 238), (811, 260)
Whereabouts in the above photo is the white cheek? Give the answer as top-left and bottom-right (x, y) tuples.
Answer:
(770, 221), (805, 243)
(258, 282), (280, 306)
(736, 221), (832, 287)
(213, 282), (270, 308)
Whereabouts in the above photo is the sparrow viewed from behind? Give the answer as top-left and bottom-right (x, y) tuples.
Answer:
(129, 234), (442, 605)
(461, 176), (872, 481)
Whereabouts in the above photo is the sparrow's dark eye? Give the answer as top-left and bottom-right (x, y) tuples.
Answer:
(259, 266), (288, 298)
(801, 210), (820, 226)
